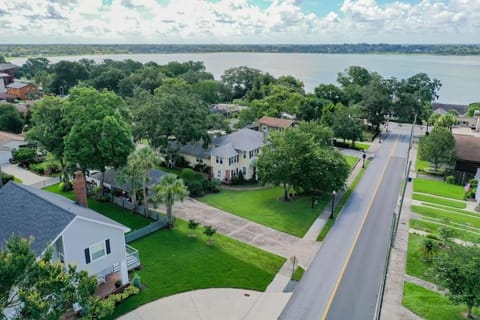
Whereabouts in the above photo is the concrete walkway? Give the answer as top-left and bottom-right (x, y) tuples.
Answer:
(118, 289), (291, 320)
(1, 164), (52, 186)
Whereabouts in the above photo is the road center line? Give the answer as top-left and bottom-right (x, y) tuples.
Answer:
(321, 136), (400, 320)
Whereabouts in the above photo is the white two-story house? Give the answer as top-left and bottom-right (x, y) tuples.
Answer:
(175, 128), (266, 183)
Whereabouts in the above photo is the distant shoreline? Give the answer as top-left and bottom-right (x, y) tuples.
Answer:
(2, 44), (480, 58)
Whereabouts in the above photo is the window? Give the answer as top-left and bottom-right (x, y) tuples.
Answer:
(242, 167), (246, 175)
(243, 151), (246, 159)
(91, 241), (106, 261)
(262, 125), (268, 132)
(85, 239), (111, 264)
(217, 170), (221, 178)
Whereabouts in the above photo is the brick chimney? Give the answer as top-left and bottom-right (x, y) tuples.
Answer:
(73, 171), (88, 207)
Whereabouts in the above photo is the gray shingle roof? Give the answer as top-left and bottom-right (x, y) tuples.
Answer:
(213, 128), (265, 152)
(0, 182), (129, 255)
(210, 143), (238, 158)
(172, 142), (210, 159)
(91, 168), (168, 192)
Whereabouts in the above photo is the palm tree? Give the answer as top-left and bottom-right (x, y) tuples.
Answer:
(130, 145), (161, 217)
(152, 174), (189, 227)
(117, 154), (142, 213)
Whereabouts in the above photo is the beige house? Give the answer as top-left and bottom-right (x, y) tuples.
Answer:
(175, 128), (266, 182)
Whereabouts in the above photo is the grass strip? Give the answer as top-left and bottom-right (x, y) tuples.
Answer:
(410, 219), (480, 244)
(292, 266), (305, 281)
(413, 178), (465, 200)
(411, 205), (480, 228)
(413, 193), (466, 209)
(403, 282), (480, 320)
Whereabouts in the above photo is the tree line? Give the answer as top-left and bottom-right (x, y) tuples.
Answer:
(1, 43), (480, 57)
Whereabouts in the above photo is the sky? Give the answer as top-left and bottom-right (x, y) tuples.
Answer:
(0, 0), (478, 44)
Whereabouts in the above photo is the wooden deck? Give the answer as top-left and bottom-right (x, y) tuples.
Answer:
(95, 272), (122, 299)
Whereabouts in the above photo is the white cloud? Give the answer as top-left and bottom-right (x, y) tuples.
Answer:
(0, 0), (478, 43)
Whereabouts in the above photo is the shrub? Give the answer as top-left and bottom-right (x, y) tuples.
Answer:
(464, 188), (476, 200)
(106, 285), (140, 304)
(12, 148), (36, 167)
(445, 175), (455, 184)
(469, 179), (479, 189)
(131, 273), (142, 289)
(115, 279), (122, 288)
(0, 172), (14, 185)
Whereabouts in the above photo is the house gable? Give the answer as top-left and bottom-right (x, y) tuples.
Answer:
(0, 182), (129, 256)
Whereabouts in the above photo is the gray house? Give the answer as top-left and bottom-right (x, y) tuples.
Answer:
(0, 182), (139, 285)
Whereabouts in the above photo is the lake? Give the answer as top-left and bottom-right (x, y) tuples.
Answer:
(9, 53), (480, 105)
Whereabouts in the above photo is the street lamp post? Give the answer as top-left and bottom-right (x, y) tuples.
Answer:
(330, 190), (336, 219)
(362, 151), (366, 168)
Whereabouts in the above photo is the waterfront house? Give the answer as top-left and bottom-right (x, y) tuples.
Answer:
(6, 82), (38, 100)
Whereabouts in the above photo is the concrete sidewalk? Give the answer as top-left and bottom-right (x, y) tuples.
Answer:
(118, 289), (291, 320)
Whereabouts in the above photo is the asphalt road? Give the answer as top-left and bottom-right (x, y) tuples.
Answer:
(279, 125), (410, 320)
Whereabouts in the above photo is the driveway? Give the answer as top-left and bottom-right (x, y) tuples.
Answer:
(1, 164), (52, 186)
(118, 289), (291, 320)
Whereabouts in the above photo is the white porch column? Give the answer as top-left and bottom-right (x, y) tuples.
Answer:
(119, 259), (129, 285)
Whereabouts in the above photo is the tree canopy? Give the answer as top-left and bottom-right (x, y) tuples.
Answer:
(64, 88), (134, 194)
(256, 125), (349, 201)
(0, 236), (113, 320)
(0, 103), (23, 134)
(433, 244), (480, 319)
(418, 126), (456, 172)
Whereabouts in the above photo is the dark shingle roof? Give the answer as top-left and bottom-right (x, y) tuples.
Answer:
(432, 103), (468, 116)
(454, 134), (480, 162)
(0, 182), (129, 255)
(91, 168), (168, 192)
(0, 63), (16, 71)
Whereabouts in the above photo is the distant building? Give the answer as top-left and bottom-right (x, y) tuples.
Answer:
(211, 104), (247, 118)
(0, 63), (16, 86)
(432, 103), (468, 116)
(453, 134), (480, 173)
(6, 82), (38, 100)
(257, 116), (297, 133)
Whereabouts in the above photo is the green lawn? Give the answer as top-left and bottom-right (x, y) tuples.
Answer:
(199, 187), (327, 237)
(415, 158), (430, 172)
(413, 193), (466, 209)
(413, 178), (465, 200)
(405, 233), (437, 283)
(403, 282), (480, 320)
(108, 219), (285, 318)
(43, 184), (152, 231)
(292, 266), (305, 281)
(410, 219), (480, 244)
(411, 205), (480, 229)
(345, 155), (359, 170)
